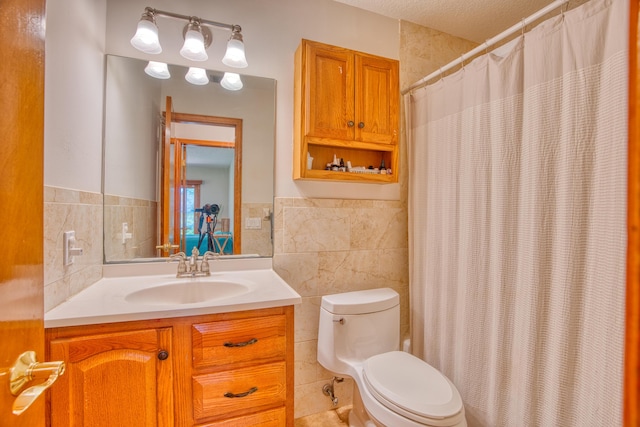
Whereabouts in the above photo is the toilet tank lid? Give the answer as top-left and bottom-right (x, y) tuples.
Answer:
(321, 288), (399, 315)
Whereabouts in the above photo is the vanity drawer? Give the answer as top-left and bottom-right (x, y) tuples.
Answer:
(192, 315), (286, 369)
(195, 407), (286, 427)
(192, 361), (286, 421)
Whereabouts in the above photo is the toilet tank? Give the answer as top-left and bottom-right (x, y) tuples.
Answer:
(318, 288), (400, 375)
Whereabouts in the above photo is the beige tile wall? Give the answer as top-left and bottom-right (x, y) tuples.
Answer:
(242, 202), (273, 257)
(44, 186), (103, 311)
(399, 21), (477, 93)
(103, 194), (158, 261)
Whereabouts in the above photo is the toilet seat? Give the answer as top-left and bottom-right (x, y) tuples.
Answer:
(363, 351), (463, 426)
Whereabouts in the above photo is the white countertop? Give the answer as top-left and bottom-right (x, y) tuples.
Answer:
(45, 258), (301, 328)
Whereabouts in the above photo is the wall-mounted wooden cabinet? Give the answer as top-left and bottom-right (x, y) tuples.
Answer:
(46, 306), (294, 427)
(294, 39), (399, 183)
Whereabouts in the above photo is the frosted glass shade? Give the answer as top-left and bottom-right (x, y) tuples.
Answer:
(144, 61), (170, 79)
(222, 38), (248, 68)
(180, 29), (208, 61)
(185, 67), (209, 85)
(130, 19), (161, 54)
(220, 72), (243, 91)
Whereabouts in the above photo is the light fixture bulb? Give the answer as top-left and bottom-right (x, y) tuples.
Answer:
(180, 22), (208, 62)
(222, 29), (248, 68)
(144, 61), (170, 79)
(185, 67), (209, 85)
(130, 13), (161, 54)
(220, 72), (243, 91)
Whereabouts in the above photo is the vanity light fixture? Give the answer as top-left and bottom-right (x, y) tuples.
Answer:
(220, 72), (243, 91)
(185, 67), (209, 85)
(144, 61), (171, 79)
(180, 19), (209, 61)
(130, 7), (248, 68)
(222, 27), (248, 68)
(130, 9), (161, 54)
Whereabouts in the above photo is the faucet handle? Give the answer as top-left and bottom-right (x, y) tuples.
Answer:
(201, 251), (218, 275)
(202, 251), (218, 261)
(169, 252), (187, 275)
(169, 252), (186, 261)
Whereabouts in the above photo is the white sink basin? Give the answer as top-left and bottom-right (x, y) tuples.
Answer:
(125, 281), (250, 305)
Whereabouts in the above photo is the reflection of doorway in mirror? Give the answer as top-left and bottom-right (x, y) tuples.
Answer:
(160, 106), (242, 256)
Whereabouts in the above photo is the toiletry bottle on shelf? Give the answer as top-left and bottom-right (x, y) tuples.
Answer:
(307, 151), (314, 170)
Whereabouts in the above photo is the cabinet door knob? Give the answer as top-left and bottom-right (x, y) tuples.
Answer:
(347, 121), (355, 127)
(358, 122), (365, 129)
(157, 350), (169, 360)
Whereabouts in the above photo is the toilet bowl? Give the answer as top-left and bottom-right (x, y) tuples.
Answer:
(317, 288), (466, 427)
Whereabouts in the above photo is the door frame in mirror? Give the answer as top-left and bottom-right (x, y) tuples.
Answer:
(161, 108), (242, 256)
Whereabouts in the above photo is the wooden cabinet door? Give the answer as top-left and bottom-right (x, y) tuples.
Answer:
(49, 328), (173, 427)
(303, 40), (398, 146)
(355, 54), (399, 145)
(304, 42), (355, 140)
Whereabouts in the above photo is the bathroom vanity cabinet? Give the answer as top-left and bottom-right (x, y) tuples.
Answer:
(45, 306), (294, 427)
(293, 39), (399, 183)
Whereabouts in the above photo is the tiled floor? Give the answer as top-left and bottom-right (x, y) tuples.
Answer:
(294, 406), (351, 427)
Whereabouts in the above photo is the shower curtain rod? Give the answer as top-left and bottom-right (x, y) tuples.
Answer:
(403, 0), (570, 94)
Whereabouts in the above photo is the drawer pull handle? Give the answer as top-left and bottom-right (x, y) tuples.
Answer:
(224, 387), (258, 398)
(223, 338), (258, 348)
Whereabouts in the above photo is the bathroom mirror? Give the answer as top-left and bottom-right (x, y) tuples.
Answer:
(103, 55), (275, 263)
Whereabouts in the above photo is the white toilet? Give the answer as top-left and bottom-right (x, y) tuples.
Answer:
(317, 288), (467, 427)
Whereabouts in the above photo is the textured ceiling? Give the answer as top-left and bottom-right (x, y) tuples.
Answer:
(333, 0), (561, 43)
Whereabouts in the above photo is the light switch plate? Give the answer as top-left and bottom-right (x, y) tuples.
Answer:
(245, 217), (262, 229)
(63, 231), (83, 266)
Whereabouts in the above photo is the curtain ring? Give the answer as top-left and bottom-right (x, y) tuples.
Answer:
(521, 18), (526, 36)
(460, 56), (465, 71)
(484, 40), (490, 55)
(439, 68), (444, 83)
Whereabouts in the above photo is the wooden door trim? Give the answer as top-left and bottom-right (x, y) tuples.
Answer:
(162, 112), (243, 254)
(0, 0), (45, 424)
(626, 0), (640, 425)
(161, 96), (173, 255)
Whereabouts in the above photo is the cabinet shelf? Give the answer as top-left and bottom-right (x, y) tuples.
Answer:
(303, 168), (397, 183)
(293, 39), (399, 184)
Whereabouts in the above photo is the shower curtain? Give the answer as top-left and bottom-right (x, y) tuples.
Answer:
(407, 0), (628, 425)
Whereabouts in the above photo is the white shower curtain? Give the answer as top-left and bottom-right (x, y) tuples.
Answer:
(408, 0), (628, 425)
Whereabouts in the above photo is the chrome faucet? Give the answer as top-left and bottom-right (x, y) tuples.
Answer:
(169, 247), (219, 278)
